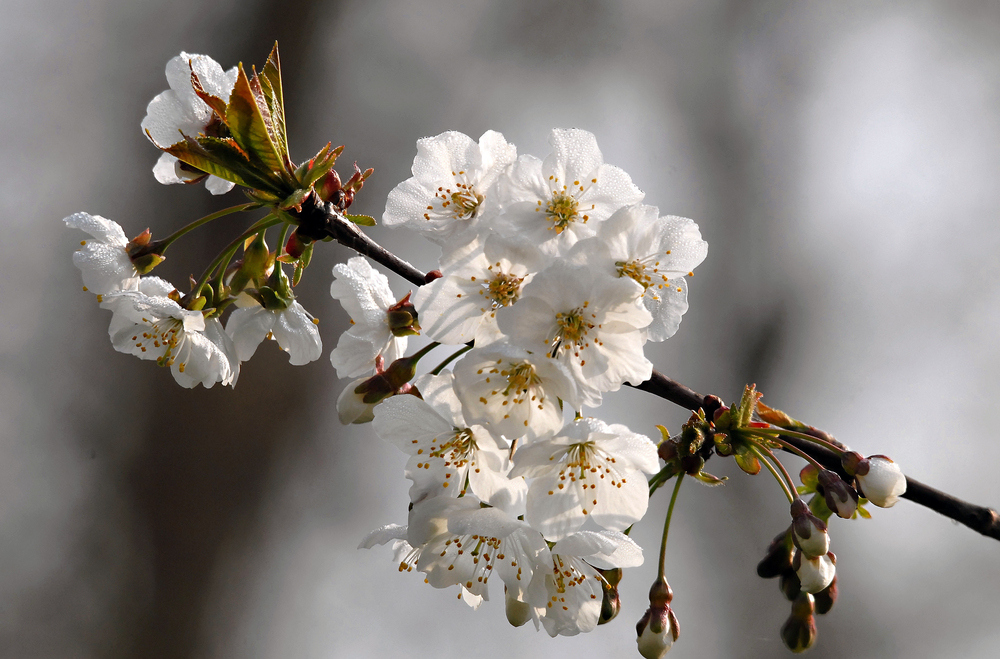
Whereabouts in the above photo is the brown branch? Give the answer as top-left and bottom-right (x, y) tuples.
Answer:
(317, 203), (1000, 542)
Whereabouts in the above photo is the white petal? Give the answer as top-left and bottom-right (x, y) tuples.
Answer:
(225, 306), (274, 362)
(272, 302), (322, 365)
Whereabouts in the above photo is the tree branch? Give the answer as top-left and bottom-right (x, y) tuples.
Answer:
(319, 205), (1000, 542)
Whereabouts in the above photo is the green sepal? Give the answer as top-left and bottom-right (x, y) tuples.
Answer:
(855, 499), (872, 519)
(734, 450), (761, 476)
(345, 213), (376, 227)
(132, 253), (165, 275)
(189, 295), (208, 311)
(279, 188), (310, 212)
(693, 470), (727, 486)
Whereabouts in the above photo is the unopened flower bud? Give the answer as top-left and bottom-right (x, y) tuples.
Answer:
(813, 575), (837, 615)
(597, 567), (623, 624)
(635, 578), (678, 659)
(779, 569), (802, 601)
(790, 499), (830, 558)
(284, 229), (309, 260)
(387, 292), (421, 337)
(817, 469), (859, 519)
(856, 455), (906, 508)
(793, 550), (836, 594)
(780, 592), (817, 653)
(757, 528), (793, 579)
(317, 168), (343, 204)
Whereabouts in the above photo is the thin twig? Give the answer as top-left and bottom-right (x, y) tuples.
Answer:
(318, 202), (1000, 542)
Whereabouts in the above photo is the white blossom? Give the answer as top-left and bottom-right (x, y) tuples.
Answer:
(568, 204), (708, 342)
(528, 529), (643, 637)
(414, 234), (543, 345)
(329, 257), (407, 378)
(510, 417), (659, 541)
(857, 455), (907, 508)
(493, 128), (644, 258)
(372, 373), (526, 514)
(452, 341), (579, 443)
(102, 287), (238, 388)
(383, 130), (516, 244)
(141, 52), (238, 195)
(226, 299), (322, 366)
(497, 261), (652, 408)
(64, 212), (139, 295)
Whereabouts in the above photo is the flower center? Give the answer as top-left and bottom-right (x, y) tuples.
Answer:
(545, 191), (579, 233)
(430, 173), (483, 221)
(486, 271), (523, 308)
(501, 361), (542, 397)
(552, 306), (593, 356)
(616, 259), (652, 290)
(428, 427), (478, 465)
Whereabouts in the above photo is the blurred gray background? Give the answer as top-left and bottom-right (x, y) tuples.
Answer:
(3, 0), (999, 657)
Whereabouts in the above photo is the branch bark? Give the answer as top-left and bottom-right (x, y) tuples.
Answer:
(320, 205), (1000, 542)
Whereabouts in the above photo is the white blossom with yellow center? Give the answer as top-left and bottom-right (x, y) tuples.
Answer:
(497, 261), (652, 408)
(510, 417), (659, 541)
(101, 284), (238, 388)
(383, 130), (516, 245)
(414, 234), (543, 345)
(568, 203), (708, 342)
(494, 128), (644, 258)
(372, 373), (526, 513)
(527, 529), (644, 637)
(452, 341), (580, 443)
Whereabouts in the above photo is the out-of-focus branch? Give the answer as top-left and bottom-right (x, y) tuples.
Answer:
(318, 203), (1000, 542)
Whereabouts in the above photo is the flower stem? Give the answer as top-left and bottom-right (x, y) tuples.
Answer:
(429, 344), (473, 375)
(191, 214), (282, 302)
(159, 203), (260, 252)
(747, 429), (827, 474)
(753, 445), (796, 504)
(657, 473), (685, 580)
(750, 426), (846, 457)
(408, 341), (440, 364)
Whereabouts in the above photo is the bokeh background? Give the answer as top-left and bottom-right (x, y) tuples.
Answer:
(3, 0), (999, 657)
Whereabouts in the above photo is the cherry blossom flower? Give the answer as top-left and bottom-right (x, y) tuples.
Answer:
(568, 204), (708, 342)
(371, 373), (525, 513)
(494, 128), (644, 257)
(141, 52), (238, 195)
(414, 234), (543, 345)
(226, 298), (322, 366)
(64, 212), (139, 295)
(383, 130), (516, 244)
(452, 341), (579, 443)
(528, 529), (643, 637)
(497, 261), (652, 408)
(101, 286), (238, 388)
(329, 256), (407, 378)
(510, 417), (660, 541)
(856, 455), (907, 508)
(794, 550), (836, 594)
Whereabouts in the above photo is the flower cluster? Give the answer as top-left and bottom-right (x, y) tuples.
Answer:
(63, 44), (921, 657)
(340, 128), (707, 637)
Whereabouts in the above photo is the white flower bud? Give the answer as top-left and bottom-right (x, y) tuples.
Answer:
(794, 551), (836, 594)
(856, 455), (907, 508)
(636, 606), (678, 659)
(336, 378), (378, 424)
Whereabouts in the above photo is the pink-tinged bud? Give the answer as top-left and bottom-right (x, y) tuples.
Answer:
(284, 230), (309, 259)
(316, 169), (343, 204)
(424, 269), (443, 284)
(856, 455), (906, 508)
(793, 550), (836, 594)
(818, 469), (859, 518)
(636, 579), (679, 659)
(790, 500), (830, 558)
(813, 575), (837, 615)
(781, 592), (817, 653)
